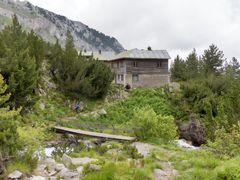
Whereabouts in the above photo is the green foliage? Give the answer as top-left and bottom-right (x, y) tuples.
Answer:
(170, 55), (186, 81)
(0, 15), (45, 109)
(171, 44), (225, 82)
(49, 32), (113, 98)
(214, 156), (240, 180)
(0, 74), (20, 161)
(130, 106), (177, 141)
(202, 44), (225, 76)
(167, 75), (235, 139)
(207, 123), (240, 157)
(99, 88), (172, 124)
(83, 163), (116, 180)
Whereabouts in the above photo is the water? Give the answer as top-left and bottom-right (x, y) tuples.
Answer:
(175, 139), (199, 150)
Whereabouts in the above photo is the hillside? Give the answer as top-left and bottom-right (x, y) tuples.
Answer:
(0, 0), (124, 53)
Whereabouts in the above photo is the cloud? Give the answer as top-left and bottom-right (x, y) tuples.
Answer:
(26, 0), (240, 60)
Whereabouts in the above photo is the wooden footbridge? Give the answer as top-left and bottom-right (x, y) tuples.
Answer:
(53, 126), (136, 142)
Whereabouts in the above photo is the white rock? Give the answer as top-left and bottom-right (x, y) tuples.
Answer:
(131, 142), (154, 157)
(39, 102), (45, 110)
(44, 158), (57, 172)
(76, 166), (84, 175)
(98, 109), (107, 115)
(30, 176), (47, 180)
(61, 170), (79, 179)
(8, 170), (23, 179)
(89, 164), (102, 171)
(55, 163), (66, 172)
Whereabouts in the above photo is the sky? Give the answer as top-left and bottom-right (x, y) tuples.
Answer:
(25, 0), (240, 60)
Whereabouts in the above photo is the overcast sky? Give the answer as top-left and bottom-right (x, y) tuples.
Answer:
(25, 0), (240, 60)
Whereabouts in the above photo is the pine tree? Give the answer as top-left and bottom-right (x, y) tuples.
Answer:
(27, 30), (45, 71)
(225, 57), (240, 79)
(185, 49), (199, 80)
(0, 74), (20, 173)
(202, 44), (225, 76)
(170, 55), (186, 81)
(0, 15), (38, 108)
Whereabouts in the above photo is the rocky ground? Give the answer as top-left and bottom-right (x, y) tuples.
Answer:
(6, 138), (198, 180)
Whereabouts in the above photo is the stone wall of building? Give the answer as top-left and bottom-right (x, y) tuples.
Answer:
(131, 74), (170, 88)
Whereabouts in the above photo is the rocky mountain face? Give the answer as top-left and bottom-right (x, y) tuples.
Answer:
(0, 0), (124, 53)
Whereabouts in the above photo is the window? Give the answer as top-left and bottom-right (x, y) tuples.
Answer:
(117, 74), (120, 81)
(132, 74), (139, 82)
(157, 62), (162, 68)
(133, 61), (138, 67)
(121, 74), (124, 81)
(117, 62), (119, 68)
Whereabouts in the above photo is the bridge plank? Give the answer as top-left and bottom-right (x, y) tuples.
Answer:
(54, 126), (136, 141)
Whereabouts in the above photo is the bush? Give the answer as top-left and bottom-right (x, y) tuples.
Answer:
(214, 156), (240, 180)
(207, 123), (240, 157)
(130, 106), (177, 141)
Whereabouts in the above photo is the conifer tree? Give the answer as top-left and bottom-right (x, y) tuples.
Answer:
(0, 74), (20, 173)
(170, 55), (186, 81)
(0, 15), (38, 108)
(201, 44), (225, 76)
(185, 49), (199, 80)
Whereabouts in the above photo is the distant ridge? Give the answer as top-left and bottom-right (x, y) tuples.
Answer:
(0, 0), (125, 53)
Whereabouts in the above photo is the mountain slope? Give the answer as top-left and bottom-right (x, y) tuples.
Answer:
(0, 0), (124, 53)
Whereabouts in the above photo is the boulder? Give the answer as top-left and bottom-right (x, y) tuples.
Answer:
(36, 164), (48, 176)
(55, 163), (66, 172)
(60, 170), (79, 179)
(30, 176), (46, 180)
(89, 164), (102, 171)
(179, 114), (205, 146)
(153, 169), (168, 180)
(62, 154), (72, 166)
(44, 158), (57, 173)
(98, 109), (107, 115)
(83, 140), (95, 149)
(39, 102), (45, 110)
(8, 170), (23, 179)
(131, 142), (154, 157)
(76, 166), (84, 175)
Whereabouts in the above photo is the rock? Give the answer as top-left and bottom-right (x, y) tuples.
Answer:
(71, 157), (98, 166)
(44, 158), (57, 173)
(98, 109), (107, 115)
(131, 142), (154, 157)
(90, 111), (100, 118)
(83, 140), (95, 149)
(49, 177), (57, 180)
(8, 170), (23, 179)
(169, 82), (180, 93)
(154, 169), (168, 180)
(61, 170), (79, 179)
(154, 162), (178, 180)
(89, 164), (102, 171)
(62, 154), (72, 166)
(49, 170), (58, 176)
(55, 163), (66, 172)
(179, 114), (205, 146)
(30, 176), (46, 180)
(76, 166), (84, 175)
(39, 102), (45, 110)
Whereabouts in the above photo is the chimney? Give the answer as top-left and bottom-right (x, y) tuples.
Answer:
(147, 46), (152, 51)
(98, 49), (102, 54)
